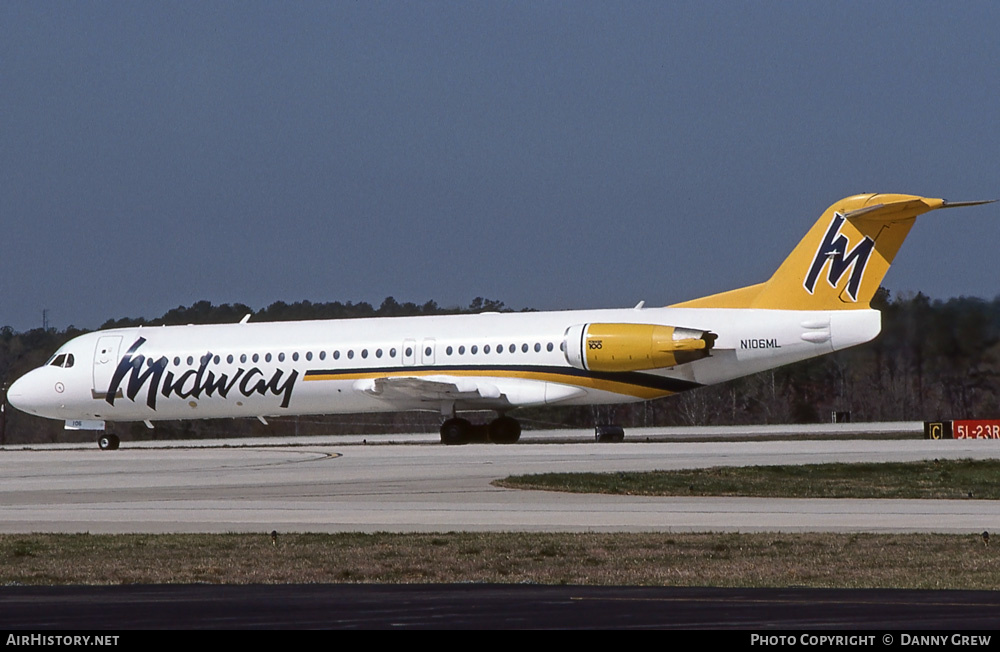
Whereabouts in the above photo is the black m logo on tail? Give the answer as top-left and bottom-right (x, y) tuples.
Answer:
(803, 213), (875, 302)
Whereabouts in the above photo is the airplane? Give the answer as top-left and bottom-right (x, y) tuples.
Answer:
(6, 193), (993, 449)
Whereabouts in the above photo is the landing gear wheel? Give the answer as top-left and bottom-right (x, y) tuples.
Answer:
(98, 433), (120, 451)
(488, 416), (521, 444)
(440, 418), (472, 445)
(595, 425), (625, 443)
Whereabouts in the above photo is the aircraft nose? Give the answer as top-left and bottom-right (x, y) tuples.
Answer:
(6, 373), (28, 406)
(6, 369), (58, 417)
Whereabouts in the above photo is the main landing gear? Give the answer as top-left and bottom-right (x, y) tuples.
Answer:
(438, 416), (626, 445)
(440, 415), (522, 445)
(594, 424), (625, 443)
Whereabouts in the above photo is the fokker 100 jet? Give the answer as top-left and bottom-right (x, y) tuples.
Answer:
(8, 193), (993, 449)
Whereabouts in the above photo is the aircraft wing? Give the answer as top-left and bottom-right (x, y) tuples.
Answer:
(352, 375), (585, 410)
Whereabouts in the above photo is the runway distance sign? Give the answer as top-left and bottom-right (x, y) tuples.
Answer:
(953, 420), (1000, 439)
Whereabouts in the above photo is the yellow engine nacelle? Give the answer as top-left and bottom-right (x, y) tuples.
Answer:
(563, 323), (715, 372)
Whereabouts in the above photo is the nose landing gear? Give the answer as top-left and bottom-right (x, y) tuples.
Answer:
(97, 433), (120, 450)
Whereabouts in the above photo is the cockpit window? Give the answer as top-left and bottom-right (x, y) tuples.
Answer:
(48, 353), (74, 368)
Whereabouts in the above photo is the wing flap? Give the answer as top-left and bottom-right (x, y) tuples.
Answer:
(354, 375), (585, 409)
(355, 375), (501, 402)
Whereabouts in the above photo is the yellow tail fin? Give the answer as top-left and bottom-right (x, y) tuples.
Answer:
(674, 194), (993, 310)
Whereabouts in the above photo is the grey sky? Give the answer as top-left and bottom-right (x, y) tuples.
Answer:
(3, 2), (998, 332)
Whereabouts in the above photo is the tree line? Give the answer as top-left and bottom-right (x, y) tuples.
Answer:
(2, 291), (997, 444)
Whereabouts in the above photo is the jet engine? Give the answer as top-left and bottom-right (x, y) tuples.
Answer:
(563, 323), (716, 372)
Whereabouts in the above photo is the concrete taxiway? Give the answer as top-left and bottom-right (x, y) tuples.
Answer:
(2, 427), (999, 534)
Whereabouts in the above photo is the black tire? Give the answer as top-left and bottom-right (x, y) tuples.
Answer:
(98, 433), (120, 451)
(440, 418), (472, 445)
(467, 423), (490, 443)
(488, 416), (521, 444)
(595, 425), (625, 443)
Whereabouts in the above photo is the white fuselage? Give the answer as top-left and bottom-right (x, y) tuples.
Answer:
(7, 306), (880, 423)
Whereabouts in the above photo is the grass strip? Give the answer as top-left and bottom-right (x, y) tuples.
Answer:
(496, 459), (1000, 499)
(2, 532), (998, 589)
